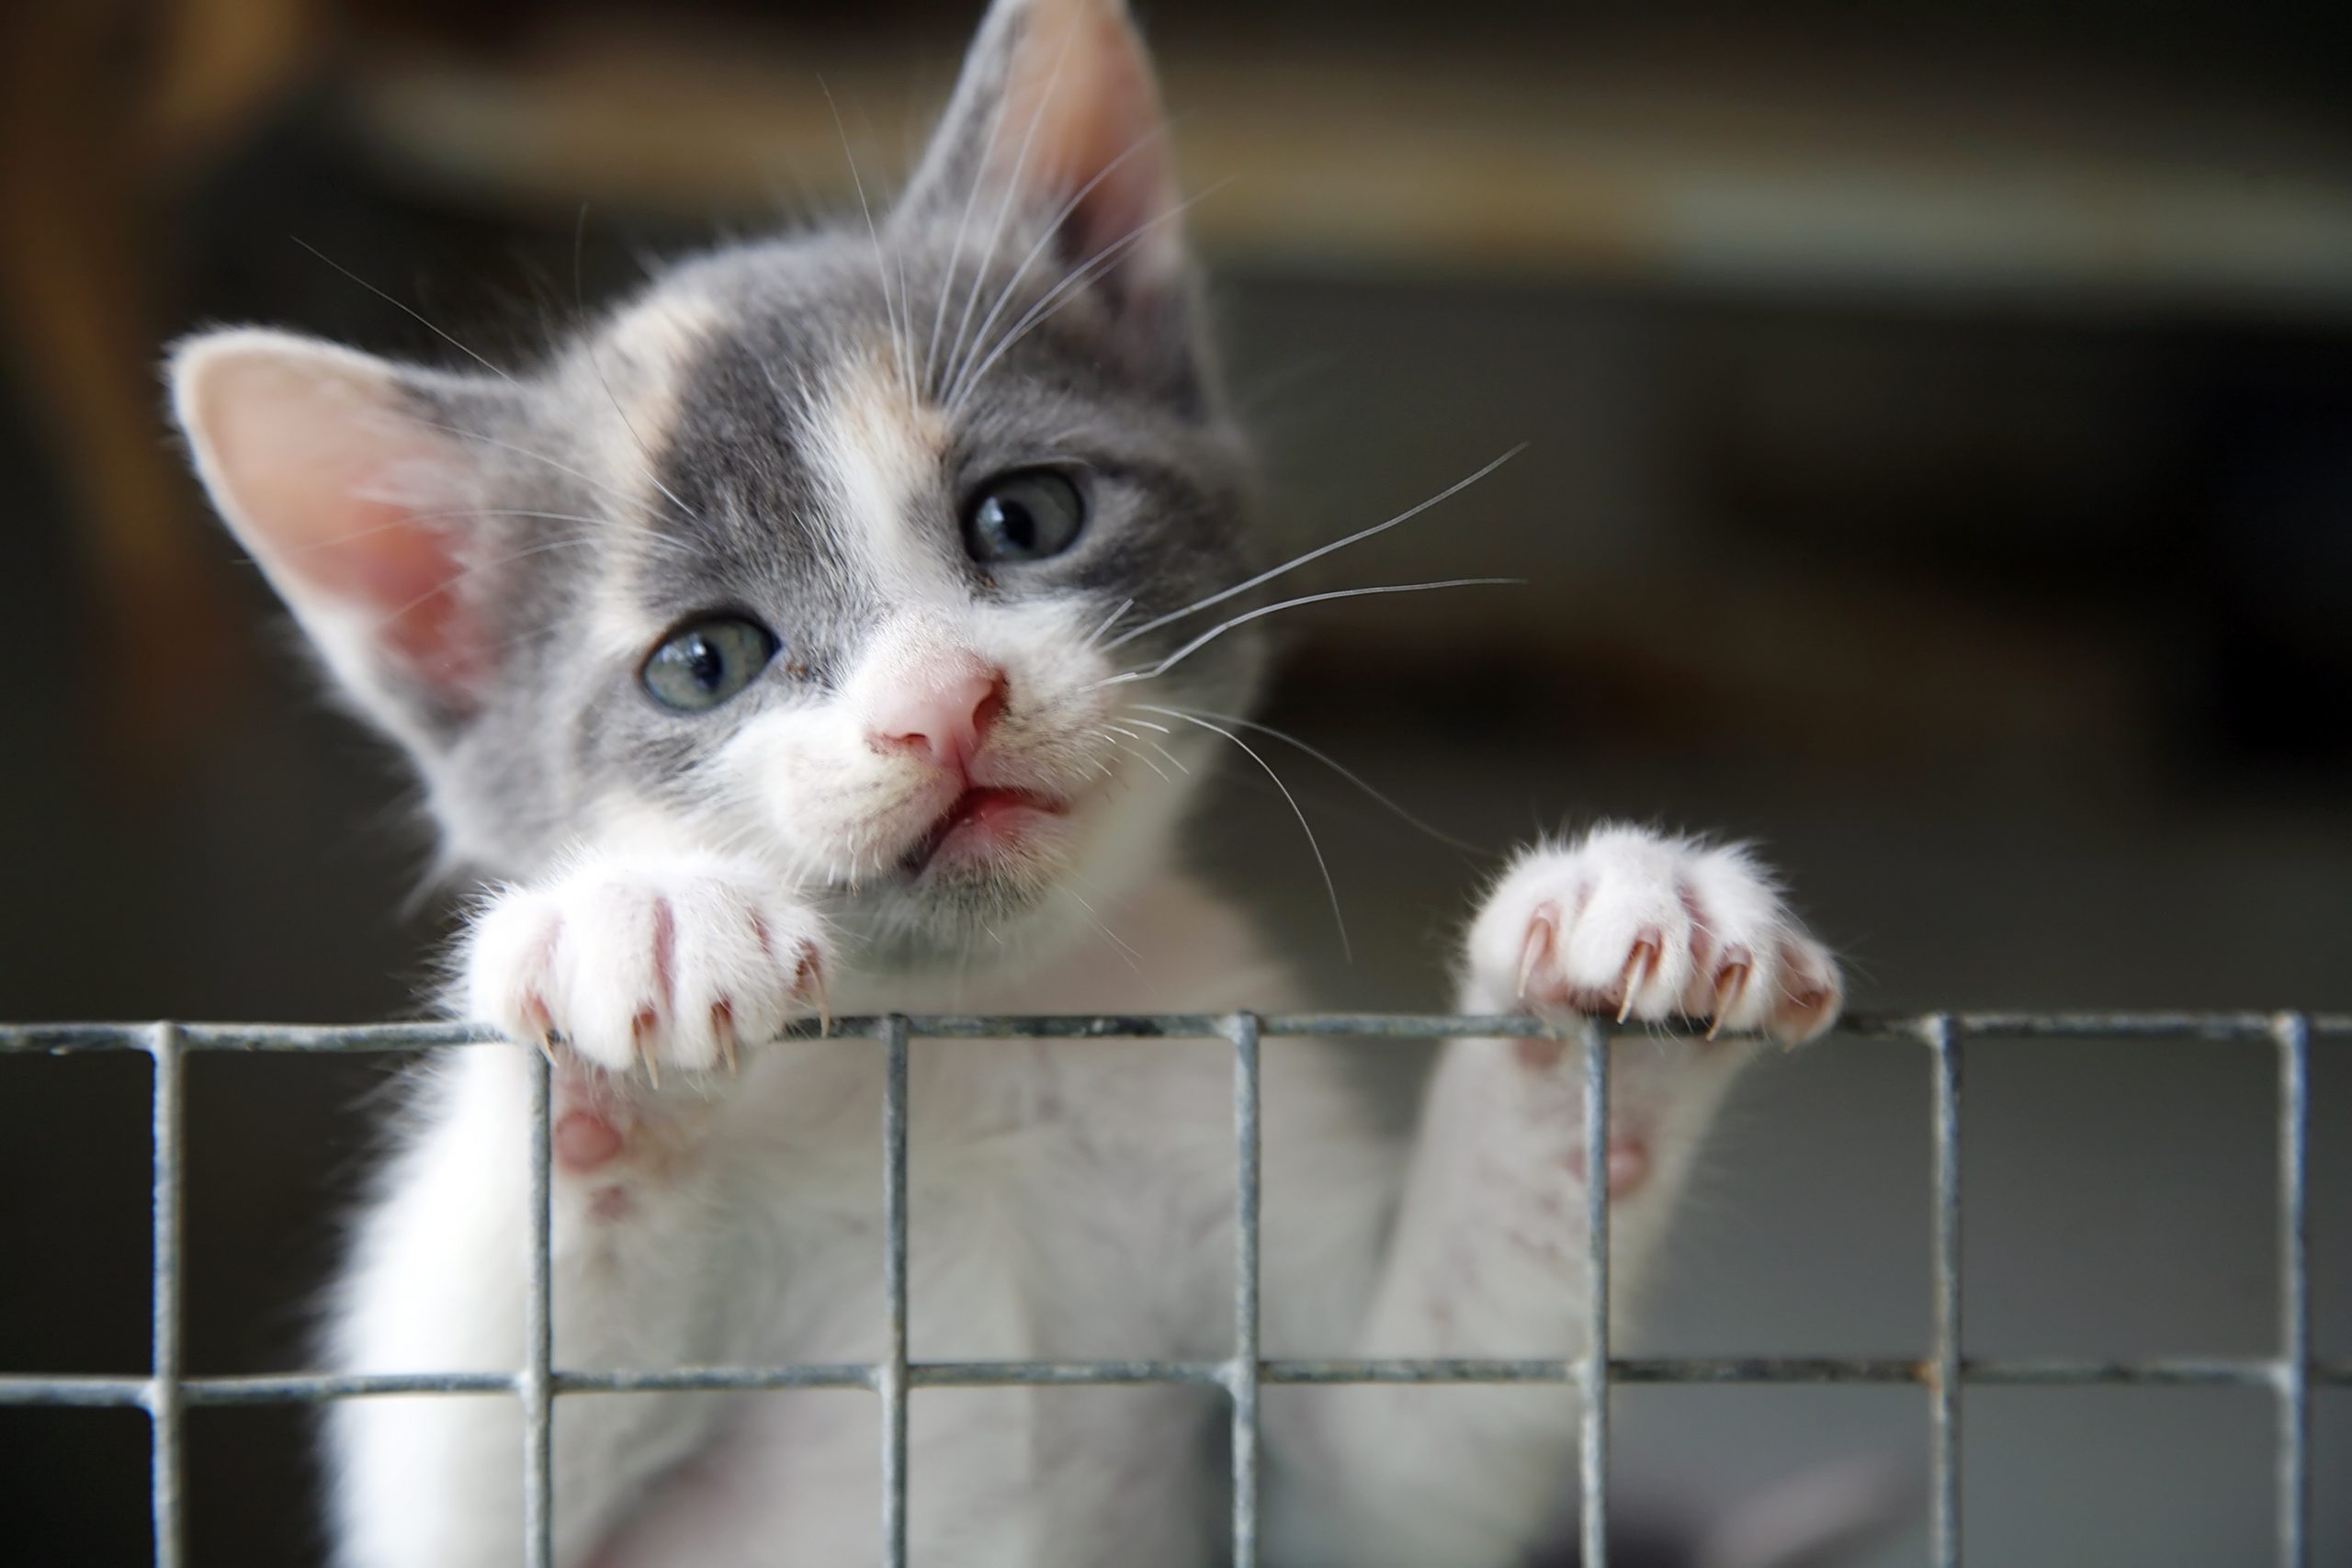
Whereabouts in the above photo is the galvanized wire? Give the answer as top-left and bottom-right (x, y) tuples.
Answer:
(2, 1009), (2341, 1568)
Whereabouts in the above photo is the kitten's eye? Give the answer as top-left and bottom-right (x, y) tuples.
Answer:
(963, 470), (1086, 564)
(641, 616), (778, 712)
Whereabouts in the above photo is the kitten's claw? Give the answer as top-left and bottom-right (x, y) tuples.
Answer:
(712, 1003), (740, 1076)
(1704, 958), (1752, 1040)
(464, 856), (833, 1082)
(634, 1011), (662, 1089)
(1616, 936), (1661, 1022)
(1464, 825), (1841, 1045)
(1515, 908), (1556, 1003)
(798, 945), (832, 1038)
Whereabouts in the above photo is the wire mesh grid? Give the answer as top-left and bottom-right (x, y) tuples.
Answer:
(1, 1009), (2342, 1568)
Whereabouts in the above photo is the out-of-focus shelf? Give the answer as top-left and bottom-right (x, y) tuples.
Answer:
(345, 17), (2352, 318)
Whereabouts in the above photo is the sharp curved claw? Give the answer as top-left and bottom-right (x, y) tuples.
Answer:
(712, 1002), (740, 1077)
(632, 1010), (661, 1088)
(797, 945), (832, 1038)
(1706, 960), (1751, 1040)
(1516, 905), (1559, 1003)
(1617, 938), (1661, 1022)
(521, 994), (559, 1063)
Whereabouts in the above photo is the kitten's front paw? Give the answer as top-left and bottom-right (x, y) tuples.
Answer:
(463, 855), (831, 1079)
(1464, 825), (1841, 1043)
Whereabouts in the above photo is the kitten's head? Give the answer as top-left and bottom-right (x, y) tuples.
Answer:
(170, 0), (1261, 966)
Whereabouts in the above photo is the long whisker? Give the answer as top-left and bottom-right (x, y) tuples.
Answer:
(1097, 577), (1521, 689)
(1155, 709), (1350, 963)
(921, 66), (1015, 397)
(277, 508), (612, 558)
(572, 205), (705, 529)
(1060, 886), (1145, 974)
(1082, 596), (1136, 651)
(943, 124), (1170, 409)
(291, 237), (515, 385)
(941, 37), (1074, 404)
(1139, 704), (1484, 854)
(366, 536), (608, 629)
(1096, 729), (1170, 782)
(822, 78), (915, 412)
(1110, 448), (1524, 650)
(410, 420), (695, 533)
(947, 179), (1231, 413)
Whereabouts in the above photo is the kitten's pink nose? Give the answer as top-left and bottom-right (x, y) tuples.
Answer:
(866, 658), (1008, 772)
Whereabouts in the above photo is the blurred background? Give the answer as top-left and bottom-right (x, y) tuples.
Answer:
(2, 0), (2347, 1563)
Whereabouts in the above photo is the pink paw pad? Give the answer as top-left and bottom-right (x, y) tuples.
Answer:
(1565, 1136), (1652, 1198)
(554, 1110), (626, 1173)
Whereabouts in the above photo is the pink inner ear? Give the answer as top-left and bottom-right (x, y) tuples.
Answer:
(995, 0), (1182, 282)
(316, 494), (489, 699)
(190, 342), (492, 711)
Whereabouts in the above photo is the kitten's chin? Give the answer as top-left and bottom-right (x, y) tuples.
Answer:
(851, 842), (1081, 969)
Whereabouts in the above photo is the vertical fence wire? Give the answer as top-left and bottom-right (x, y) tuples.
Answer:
(2273, 1011), (2311, 1568)
(521, 1045), (555, 1568)
(1578, 1018), (1611, 1568)
(1928, 1015), (1963, 1568)
(880, 1015), (911, 1568)
(1227, 1011), (1264, 1568)
(146, 1023), (186, 1568)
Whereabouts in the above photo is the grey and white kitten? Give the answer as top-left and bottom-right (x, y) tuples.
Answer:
(169, 2), (1842, 1563)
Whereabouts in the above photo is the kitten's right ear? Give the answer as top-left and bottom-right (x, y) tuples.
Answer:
(169, 329), (511, 742)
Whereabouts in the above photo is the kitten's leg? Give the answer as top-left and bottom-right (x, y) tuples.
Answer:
(1265, 825), (1840, 1568)
(327, 852), (830, 1568)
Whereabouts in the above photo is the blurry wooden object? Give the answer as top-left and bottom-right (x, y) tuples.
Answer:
(0, 0), (320, 773)
(345, 14), (2352, 313)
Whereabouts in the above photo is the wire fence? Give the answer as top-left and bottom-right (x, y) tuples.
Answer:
(1, 1010), (2343, 1568)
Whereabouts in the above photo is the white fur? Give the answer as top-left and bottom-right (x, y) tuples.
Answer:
(331, 817), (1841, 1567)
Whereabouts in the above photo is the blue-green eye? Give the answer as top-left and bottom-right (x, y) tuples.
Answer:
(964, 470), (1086, 564)
(641, 616), (777, 712)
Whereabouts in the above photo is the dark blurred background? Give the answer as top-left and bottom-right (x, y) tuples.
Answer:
(2, 1), (2348, 1563)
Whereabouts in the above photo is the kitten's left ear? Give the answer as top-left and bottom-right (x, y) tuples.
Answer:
(169, 328), (519, 745)
(899, 0), (1190, 344)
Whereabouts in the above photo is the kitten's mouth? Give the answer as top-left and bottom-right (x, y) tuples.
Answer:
(899, 786), (1069, 877)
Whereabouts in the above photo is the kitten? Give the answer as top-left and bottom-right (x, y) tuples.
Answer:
(167, 1), (1842, 1563)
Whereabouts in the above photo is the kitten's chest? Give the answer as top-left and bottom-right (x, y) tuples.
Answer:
(752, 1035), (1241, 1365)
(906, 1036), (1238, 1361)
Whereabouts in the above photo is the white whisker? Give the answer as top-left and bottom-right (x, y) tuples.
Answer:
(1060, 886), (1144, 974)
(572, 204), (706, 529)
(822, 79), (915, 413)
(947, 180), (1231, 413)
(292, 237), (515, 385)
(1142, 703), (1482, 854)
(412, 420), (696, 533)
(1082, 596), (1136, 652)
(921, 68), (1014, 397)
(943, 125), (1170, 410)
(942, 37), (1075, 403)
(1098, 577), (1521, 689)
(1154, 709), (1349, 963)
(1110, 447), (1523, 649)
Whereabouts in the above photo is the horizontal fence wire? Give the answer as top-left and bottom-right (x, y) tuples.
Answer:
(4, 1011), (2348, 1054)
(0, 1010), (2339, 1568)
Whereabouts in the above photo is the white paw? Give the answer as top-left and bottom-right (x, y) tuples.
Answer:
(462, 854), (831, 1078)
(1464, 825), (1842, 1043)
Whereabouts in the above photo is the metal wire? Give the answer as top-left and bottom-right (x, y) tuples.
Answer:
(1578, 1017), (1611, 1567)
(3, 1009), (2343, 1568)
(522, 1045), (555, 1568)
(1928, 1014), (1962, 1568)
